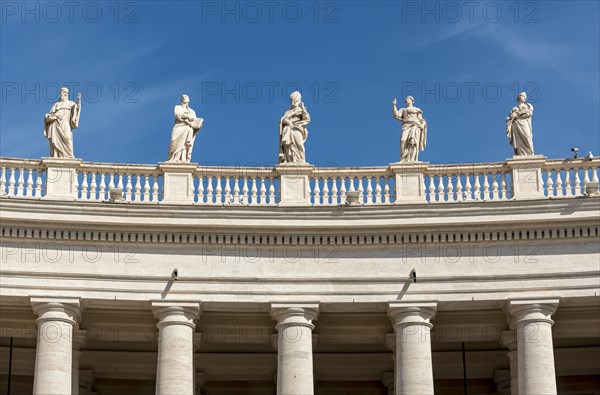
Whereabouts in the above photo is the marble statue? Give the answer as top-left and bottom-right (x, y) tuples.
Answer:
(167, 95), (203, 163)
(392, 96), (427, 162)
(279, 91), (311, 163)
(506, 92), (534, 156)
(44, 87), (81, 158)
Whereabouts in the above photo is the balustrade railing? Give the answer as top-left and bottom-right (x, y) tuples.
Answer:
(77, 163), (162, 202)
(0, 158), (45, 199)
(424, 163), (512, 202)
(542, 159), (600, 197)
(310, 167), (395, 205)
(194, 167), (279, 205)
(1, 157), (598, 206)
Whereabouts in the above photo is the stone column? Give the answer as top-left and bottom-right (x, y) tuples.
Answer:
(508, 299), (559, 395)
(388, 301), (437, 395)
(271, 303), (319, 395)
(72, 330), (86, 395)
(275, 163), (314, 206)
(31, 297), (82, 395)
(500, 330), (518, 395)
(152, 301), (201, 395)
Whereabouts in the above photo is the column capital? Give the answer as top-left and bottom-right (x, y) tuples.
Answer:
(31, 297), (82, 325)
(507, 298), (559, 326)
(270, 302), (319, 331)
(151, 301), (201, 330)
(387, 301), (437, 328)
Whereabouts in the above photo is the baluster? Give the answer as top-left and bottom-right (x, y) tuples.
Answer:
(259, 178), (267, 205)
(592, 167), (600, 186)
(250, 178), (257, 205)
(473, 174), (481, 200)
(436, 176), (444, 202)
(427, 176), (435, 202)
(133, 174), (141, 201)
(241, 177), (249, 204)
(216, 176), (224, 204)
(0, 166), (6, 196)
(464, 175), (472, 201)
(366, 178), (373, 204)
(583, 168), (591, 186)
(500, 172), (508, 199)
(108, 172), (115, 191)
(491, 171), (499, 200)
(268, 177), (276, 205)
(89, 172), (97, 201)
(564, 170), (572, 196)
(447, 174), (454, 202)
(81, 171), (89, 200)
(16, 167), (25, 196)
(573, 168), (582, 196)
(223, 177), (231, 204)
(141, 174), (149, 202)
(374, 178), (381, 204)
(25, 168), (33, 197)
(331, 178), (339, 205)
(196, 176), (204, 204)
(98, 173), (107, 201)
(555, 171), (564, 196)
(233, 177), (241, 204)
(313, 178), (321, 206)
(482, 172), (490, 200)
(545, 170), (554, 197)
(349, 177), (355, 193)
(35, 169), (43, 197)
(358, 178), (365, 204)
(116, 173), (124, 201)
(340, 177), (347, 204)
(206, 177), (214, 204)
(7, 168), (15, 196)
(382, 179), (389, 204)
(455, 174), (463, 201)
(125, 174), (133, 201)
(322, 178), (330, 205)
(152, 176), (159, 202)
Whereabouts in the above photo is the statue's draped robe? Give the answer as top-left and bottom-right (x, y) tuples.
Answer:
(279, 106), (310, 163)
(168, 105), (203, 162)
(44, 100), (80, 158)
(393, 106), (427, 162)
(507, 103), (534, 156)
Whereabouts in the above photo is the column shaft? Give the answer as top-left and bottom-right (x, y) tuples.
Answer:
(271, 303), (319, 395)
(388, 302), (437, 395)
(153, 302), (200, 395)
(31, 298), (81, 395)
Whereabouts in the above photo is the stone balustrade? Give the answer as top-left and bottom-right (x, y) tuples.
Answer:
(1, 156), (598, 205)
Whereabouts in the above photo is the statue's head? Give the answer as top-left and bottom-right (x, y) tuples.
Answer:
(59, 87), (69, 102)
(181, 94), (190, 104)
(405, 96), (415, 105)
(517, 92), (527, 103)
(290, 91), (302, 106)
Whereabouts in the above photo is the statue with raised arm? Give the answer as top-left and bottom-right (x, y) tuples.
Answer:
(167, 94), (204, 162)
(392, 95), (427, 162)
(44, 87), (81, 158)
(506, 92), (534, 156)
(279, 91), (311, 163)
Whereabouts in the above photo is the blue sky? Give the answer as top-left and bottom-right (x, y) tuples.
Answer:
(1, 0), (599, 167)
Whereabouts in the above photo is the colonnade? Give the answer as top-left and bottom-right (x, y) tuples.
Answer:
(28, 298), (560, 395)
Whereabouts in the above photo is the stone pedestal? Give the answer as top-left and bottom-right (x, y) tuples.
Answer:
(500, 330), (518, 395)
(508, 298), (559, 395)
(389, 162), (428, 204)
(42, 157), (82, 200)
(159, 162), (198, 204)
(152, 301), (201, 395)
(275, 163), (314, 206)
(31, 297), (82, 395)
(388, 301), (437, 395)
(506, 155), (546, 200)
(271, 303), (319, 395)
